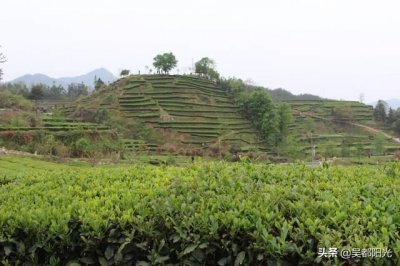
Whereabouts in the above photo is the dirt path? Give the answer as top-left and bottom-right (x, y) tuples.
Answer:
(0, 147), (38, 156)
(352, 123), (400, 144)
(293, 110), (400, 144)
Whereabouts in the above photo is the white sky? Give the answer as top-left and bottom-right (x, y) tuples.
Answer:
(1, 0), (399, 102)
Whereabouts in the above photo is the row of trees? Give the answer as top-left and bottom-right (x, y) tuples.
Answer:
(152, 53), (220, 81)
(119, 53), (221, 82)
(219, 78), (293, 147)
(374, 100), (400, 135)
(0, 82), (91, 102)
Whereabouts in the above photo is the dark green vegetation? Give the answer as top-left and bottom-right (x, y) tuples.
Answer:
(0, 159), (399, 265)
(374, 100), (400, 136)
(153, 52), (178, 75)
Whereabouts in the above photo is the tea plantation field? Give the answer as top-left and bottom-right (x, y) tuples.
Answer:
(0, 158), (399, 265)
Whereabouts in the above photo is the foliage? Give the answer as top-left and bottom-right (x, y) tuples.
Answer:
(0, 162), (399, 264)
(373, 133), (386, 155)
(387, 108), (396, 124)
(120, 69), (130, 77)
(153, 52), (178, 74)
(194, 57), (220, 81)
(332, 106), (354, 124)
(0, 91), (33, 110)
(277, 103), (293, 142)
(394, 119), (400, 135)
(95, 78), (106, 90)
(277, 135), (302, 160)
(48, 83), (66, 99)
(374, 100), (388, 122)
(0, 82), (30, 97)
(321, 141), (339, 158)
(219, 81), (295, 147)
(68, 83), (89, 99)
(219, 77), (322, 101)
(28, 84), (45, 101)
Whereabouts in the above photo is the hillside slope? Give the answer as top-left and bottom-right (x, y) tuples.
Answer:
(66, 75), (266, 154)
(286, 100), (400, 156)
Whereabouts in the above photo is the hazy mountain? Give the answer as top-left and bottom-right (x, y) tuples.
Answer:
(370, 99), (400, 110)
(9, 68), (117, 89)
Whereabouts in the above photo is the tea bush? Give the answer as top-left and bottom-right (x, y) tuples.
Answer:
(0, 162), (399, 265)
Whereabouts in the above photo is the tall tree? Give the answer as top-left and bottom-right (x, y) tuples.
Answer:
(0, 46), (6, 82)
(394, 119), (400, 135)
(29, 84), (45, 101)
(277, 102), (293, 142)
(387, 108), (396, 124)
(373, 133), (386, 155)
(120, 69), (130, 77)
(49, 83), (66, 99)
(68, 83), (89, 99)
(245, 89), (274, 128)
(195, 57), (220, 80)
(95, 78), (105, 90)
(373, 100), (388, 122)
(153, 52), (178, 74)
(261, 107), (280, 145)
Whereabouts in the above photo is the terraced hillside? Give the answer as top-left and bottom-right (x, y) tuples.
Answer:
(288, 100), (374, 123)
(65, 75), (266, 154)
(0, 115), (109, 132)
(286, 100), (400, 156)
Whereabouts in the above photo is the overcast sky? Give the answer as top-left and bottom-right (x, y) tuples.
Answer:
(1, 0), (399, 102)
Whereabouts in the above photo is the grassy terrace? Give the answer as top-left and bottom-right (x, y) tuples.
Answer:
(287, 100), (374, 121)
(0, 115), (109, 132)
(115, 75), (263, 151)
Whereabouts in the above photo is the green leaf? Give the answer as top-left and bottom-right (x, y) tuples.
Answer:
(136, 262), (149, 266)
(183, 244), (198, 255)
(218, 257), (229, 266)
(4, 245), (12, 256)
(155, 255), (170, 263)
(66, 262), (81, 266)
(105, 246), (114, 260)
(98, 257), (108, 266)
(80, 257), (95, 264)
(234, 251), (245, 266)
(16, 242), (25, 254)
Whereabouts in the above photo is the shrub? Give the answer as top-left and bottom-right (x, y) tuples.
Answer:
(1, 163), (399, 264)
(54, 143), (71, 159)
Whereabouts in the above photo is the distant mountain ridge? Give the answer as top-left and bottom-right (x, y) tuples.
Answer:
(9, 68), (117, 89)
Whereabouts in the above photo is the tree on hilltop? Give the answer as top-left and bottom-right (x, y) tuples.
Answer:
(153, 52), (177, 74)
(95, 78), (105, 90)
(120, 69), (130, 77)
(195, 57), (220, 81)
(374, 100), (388, 122)
(68, 83), (89, 99)
(29, 84), (45, 102)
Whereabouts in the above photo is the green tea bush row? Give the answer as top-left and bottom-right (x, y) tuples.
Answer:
(0, 162), (399, 265)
